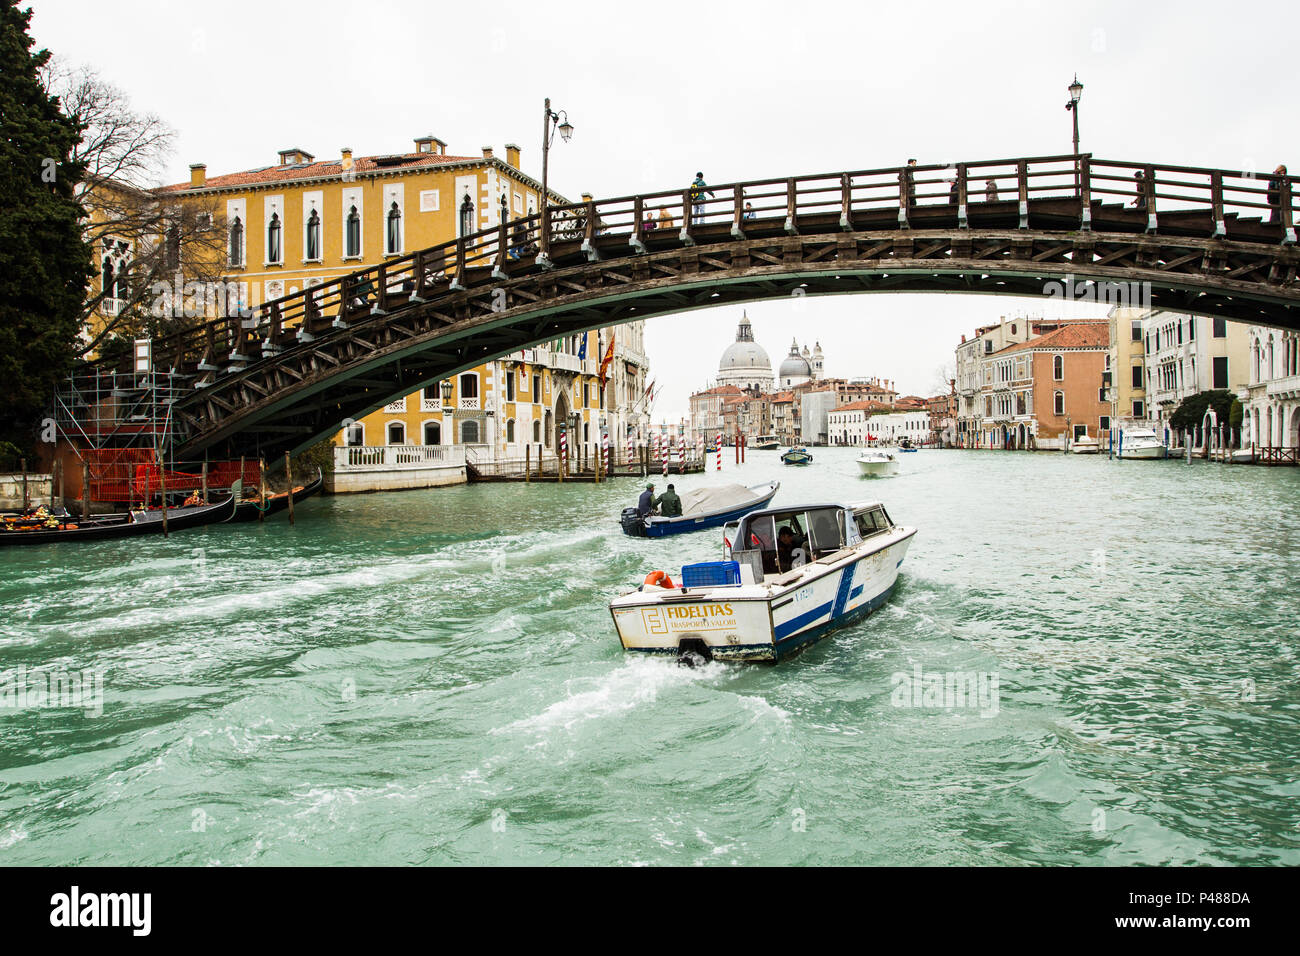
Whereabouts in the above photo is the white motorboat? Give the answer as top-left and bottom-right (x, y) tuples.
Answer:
(1118, 428), (1168, 460)
(1070, 435), (1100, 454)
(609, 500), (915, 663)
(856, 449), (900, 477)
(751, 435), (780, 450)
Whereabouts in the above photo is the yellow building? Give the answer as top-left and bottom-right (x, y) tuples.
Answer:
(1108, 305), (1148, 434)
(162, 135), (648, 473)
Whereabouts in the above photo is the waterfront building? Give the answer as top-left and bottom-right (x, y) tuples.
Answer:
(1141, 311), (1248, 438)
(1106, 305), (1149, 438)
(161, 136), (649, 488)
(975, 321), (1110, 449)
(827, 400), (893, 445)
(1239, 327), (1300, 452)
(770, 391), (796, 444)
(689, 384), (744, 445)
(928, 389), (957, 444)
(799, 386), (839, 445)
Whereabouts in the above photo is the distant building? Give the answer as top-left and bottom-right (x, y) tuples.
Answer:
(716, 311), (774, 393)
(778, 339), (815, 388)
(1142, 311), (1248, 434)
(1241, 327), (1300, 450)
(828, 400), (893, 445)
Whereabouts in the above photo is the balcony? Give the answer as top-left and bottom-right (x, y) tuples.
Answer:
(1265, 374), (1300, 400)
(420, 397), (443, 412)
(616, 344), (650, 368)
(548, 351), (583, 374)
(384, 397), (407, 413)
(459, 397), (480, 411)
(101, 298), (122, 317)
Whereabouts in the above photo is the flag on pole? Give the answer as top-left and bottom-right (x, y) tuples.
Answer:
(578, 333), (588, 361)
(598, 336), (616, 387)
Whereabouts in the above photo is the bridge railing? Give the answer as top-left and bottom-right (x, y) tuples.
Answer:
(104, 154), (1300, 380)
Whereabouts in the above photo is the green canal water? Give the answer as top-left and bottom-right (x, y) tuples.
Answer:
(1, 448), (1298, 866)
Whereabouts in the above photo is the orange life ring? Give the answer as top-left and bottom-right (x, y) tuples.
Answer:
(643, 570), (675, 589)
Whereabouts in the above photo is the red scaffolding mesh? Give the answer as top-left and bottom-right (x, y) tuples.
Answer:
(83, 449), (261, 503)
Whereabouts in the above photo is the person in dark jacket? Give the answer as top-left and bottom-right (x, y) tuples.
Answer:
(636, 482), (656, 517)
(655, 483), (682, 517)
(1132, 170), (1148, 212)
(1267, 164), (1288, 223)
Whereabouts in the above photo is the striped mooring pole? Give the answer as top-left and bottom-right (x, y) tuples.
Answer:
(716, 433), (723, 471)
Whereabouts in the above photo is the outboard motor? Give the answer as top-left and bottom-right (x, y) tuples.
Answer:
(620, 507), (646, 537)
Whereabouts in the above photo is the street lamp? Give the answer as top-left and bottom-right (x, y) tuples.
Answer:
(1065, 74), (1083, 193)
(440, 378), (453, 407)
(540, 97), (574, 262)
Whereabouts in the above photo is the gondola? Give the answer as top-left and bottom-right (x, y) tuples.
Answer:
(230, 469), (324, 523)
(0, 484), (239, 546)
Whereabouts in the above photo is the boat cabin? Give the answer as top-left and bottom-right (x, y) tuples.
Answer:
(725, 502), (894, 579)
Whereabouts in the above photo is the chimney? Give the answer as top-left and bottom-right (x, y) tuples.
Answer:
(481, 146), (494, 160)
(189, 164), (206, 188)
(505, 143), (521, 168)
(341, 147), (353, 162)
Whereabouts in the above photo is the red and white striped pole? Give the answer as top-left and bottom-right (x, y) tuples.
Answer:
(560, 428), (567, 475)
(626, 432), (633, 467)
(678, 435), (685, 473)
(716, 432), (723, 471)
(663, 436), (669, 477)
(602, 430), (610, 475)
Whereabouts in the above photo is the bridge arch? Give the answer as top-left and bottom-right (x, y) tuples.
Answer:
(87, 154), (1300, 460)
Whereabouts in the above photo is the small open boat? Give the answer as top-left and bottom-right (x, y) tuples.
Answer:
(857, 449), (900, 477)
(620, 480), (779, 538)
(610, 499), (915, 662)
(0, 483), (240, 546)
(781, 447), (813, 465)
(231, 469), (324, 523)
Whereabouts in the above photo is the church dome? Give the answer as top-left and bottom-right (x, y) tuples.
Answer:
(779, 339), (813, 380)
(717, 312), (773, 389)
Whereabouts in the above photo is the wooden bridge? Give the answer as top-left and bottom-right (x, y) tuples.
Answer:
(87, 154), (1300, 459)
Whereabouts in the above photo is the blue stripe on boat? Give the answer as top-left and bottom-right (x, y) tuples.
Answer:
(831, 565), (855, 618)
(773, 601), (833, 640)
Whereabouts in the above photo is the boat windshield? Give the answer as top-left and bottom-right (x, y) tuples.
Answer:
(854, 505), (892, 539)
(744, 507), (846, 573)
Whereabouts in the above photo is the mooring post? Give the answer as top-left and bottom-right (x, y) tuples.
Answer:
(82, 461), (91, 521)
(157, 449), (169, 538)
(284, 451), (295, 525)
(21, 458), (28, 511)
(525, 444), (530, 484)
(201, 460), (208, 503)
(258, 457), (266, 523)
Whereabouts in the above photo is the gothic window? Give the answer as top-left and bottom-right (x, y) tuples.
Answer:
(306, 209), (320, 260)
(459, 193), (475, 236)
(346, 205), (361, 257)
(386, 202), (401, 254)
(228, 216), (244, 266)
(267, 213), (282, 264)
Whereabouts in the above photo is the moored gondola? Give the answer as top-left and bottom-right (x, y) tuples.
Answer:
(0, 483), (240, 546)
(230, 469), (324, 523)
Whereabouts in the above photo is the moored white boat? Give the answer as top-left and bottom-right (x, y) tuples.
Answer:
(609, 500), (915, 663)
(1070, 435), (1100, 454)
(856, 449), (900, 477)
(1118, 428), (1168, 459)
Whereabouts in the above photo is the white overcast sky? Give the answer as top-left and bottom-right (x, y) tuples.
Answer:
(29, 0), (1298, 421)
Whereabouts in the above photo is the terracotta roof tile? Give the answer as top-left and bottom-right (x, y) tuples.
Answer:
(997, 322), (1110, 354)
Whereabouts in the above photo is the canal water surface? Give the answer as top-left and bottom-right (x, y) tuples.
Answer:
(1, 448), (1297, 865)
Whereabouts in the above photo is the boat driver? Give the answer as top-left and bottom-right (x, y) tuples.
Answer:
(637, 482), (656, 518)
(777, 525), (808, 571)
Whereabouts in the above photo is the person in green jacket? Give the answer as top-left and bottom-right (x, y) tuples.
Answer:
(655, 483), (683, 518)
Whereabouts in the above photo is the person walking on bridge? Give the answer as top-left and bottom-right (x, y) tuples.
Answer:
(690, 172), (714, 225)
(1267, 164), (1289, 223)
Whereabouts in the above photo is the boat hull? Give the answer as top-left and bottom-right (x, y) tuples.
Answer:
(230, 471), (324, 523)
(857, 458), (900, 477)
(642, 484), (779, 537)
(0, 491), (237, 546)
(1118, 444), (1167, 459)
(610, 528), (914, 662)
(781, 453), (813, 465)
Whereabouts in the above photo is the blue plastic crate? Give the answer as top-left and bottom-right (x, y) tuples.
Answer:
(680, 560), (742, 588)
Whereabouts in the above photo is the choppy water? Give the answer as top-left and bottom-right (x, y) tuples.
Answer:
(1, 448), (1298, 865)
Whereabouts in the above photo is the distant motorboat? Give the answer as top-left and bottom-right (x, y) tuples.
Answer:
(781, 447), (813, 465)
(857, 449), (900, 477)
(1070, 435), (1100, 455)
(751, 435), (780, 450)
(1118, 428), (1168, 460)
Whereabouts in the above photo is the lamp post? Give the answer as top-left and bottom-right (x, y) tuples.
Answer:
(539, 97), (574, 263)
(440, 378), (453, 408)
(1065, 74), (1083, 194)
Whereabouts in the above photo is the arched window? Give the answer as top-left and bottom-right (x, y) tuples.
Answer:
(228, 216), (244, 266)
(1052, 354), (1064, 381)
(344, 422), (365, 446)
(461, 420), (479, 444)
(101, 258), (114, 299)
(267, 213), (282, 264)
(532, 420), (541, 442)
(305, 209), (320, 260)
(387, 422), (406, 445)
(423, 421), (441, 445)
(346, 205), (361, 257)
(459, 193), (475, 237)
(506, 419), (516, 443)
(386, 202), (401, 254)
(1053, 391), (1065, 416)
(458, 373), (478, 399)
